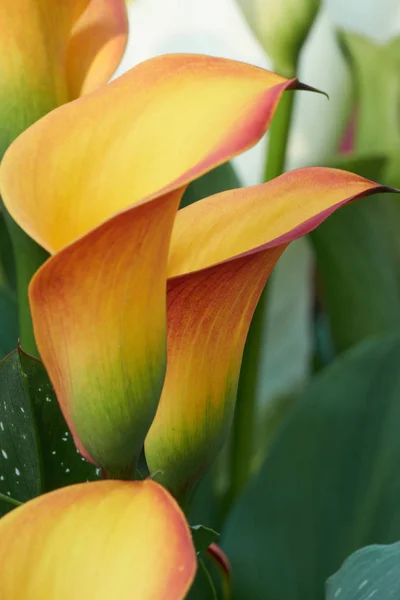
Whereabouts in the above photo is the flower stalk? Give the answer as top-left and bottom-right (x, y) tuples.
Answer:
(228, 86), (297, 505)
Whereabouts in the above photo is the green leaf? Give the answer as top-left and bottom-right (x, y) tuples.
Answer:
(222, 334), (400, 600)
(180, 162), (241, 208)
(0, 211), (15, 289)
(191, 524), (220, 555)
(0, 287), (18, 358)
(0, 213), (18, 358)
(0, 348), (99, 517)
(18, 349), (100, 490)
(327, 542), (400, 600)
(1, 211), (49, 356)
(255, 237), (314, 410)
(0, 350), (42, 515)
(311, 154), (400, 353)
(187, 558), (219, 600)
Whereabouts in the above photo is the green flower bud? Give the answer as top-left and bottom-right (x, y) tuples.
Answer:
(236, 0), (321, 76)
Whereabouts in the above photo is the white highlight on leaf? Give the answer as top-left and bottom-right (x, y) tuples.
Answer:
(1, 449), (8, 459)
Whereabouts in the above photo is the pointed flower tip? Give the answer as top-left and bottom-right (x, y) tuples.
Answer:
(380, 185), (400, 195)
(294, 80), (329, 100)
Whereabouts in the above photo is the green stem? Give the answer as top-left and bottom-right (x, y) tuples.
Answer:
(264, 89), (296, 182)
(0, 492), (22, 508)
(227, 86), (296, 506)
(199, 558), (218, 600)
(226, 286), (267, 501)
(3, 209), (49, 356)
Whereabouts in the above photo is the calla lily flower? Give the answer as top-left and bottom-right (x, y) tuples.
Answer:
(0, 479), (196, 599)
(0, 54), (394, 493)
(0, 0), (128, 155)
(1, 54), (305, 478)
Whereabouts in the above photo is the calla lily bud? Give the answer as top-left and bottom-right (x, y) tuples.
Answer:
(236, 0), (321, 76)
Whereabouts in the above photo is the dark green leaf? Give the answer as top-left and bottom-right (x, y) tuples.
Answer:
(0, 350), (42, 515)
(254, 238), (313, 419)
(0, 213), (18, 358)
(191, 524), (220, 555)
(1, 212), (49, 356)
(0, 211), (16, 290)
(327, 542), (400, 600)
(0, 348), (99, 518)
(181, 162), (241, 208)
(0, 287), (18, 358)
(311, 154), (400, 353)
(187, 558), (219, 600)
(188, 466), (222, 531)
(18, 349), (100, 491)
(222, 334), (400, 600)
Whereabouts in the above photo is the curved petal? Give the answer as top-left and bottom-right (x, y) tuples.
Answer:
(0, 0), (87, 155)
(0, 480), (196, 599)
(145, 168), (395, 497)
(7, 57), (310, 477)
(29, 189), (182, 476)
(66, 0), (129, 98)
(1, 54), (305, 254)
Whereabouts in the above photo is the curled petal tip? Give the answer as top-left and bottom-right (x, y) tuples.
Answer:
(293, 80), (329, 100)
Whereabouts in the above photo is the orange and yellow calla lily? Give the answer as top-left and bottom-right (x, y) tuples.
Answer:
(1, 54), (305, 478)
(0, 479), (196, 599)
(0, 54), (394, 492)
(145, 168), (391, 497)
(0, 0), (127, 155)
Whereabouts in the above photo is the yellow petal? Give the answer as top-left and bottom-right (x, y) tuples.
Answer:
(0, 480), (196, 599)
(66, 0), (129, 98)
(0, 0), (86, 154)
(1, 54), (302, 254)
(145, 168), (393, 497)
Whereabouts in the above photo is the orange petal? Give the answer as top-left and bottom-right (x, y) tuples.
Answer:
(145, 168), (394, 497)
(66, 0), (129, 98)
(0, 480), (196, 599)
(29, 189), (182, 476)
(1, 54), (306, 254)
